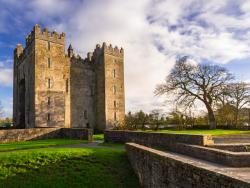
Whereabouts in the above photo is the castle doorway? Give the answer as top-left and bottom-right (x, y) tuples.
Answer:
(18, 79), (26, 128)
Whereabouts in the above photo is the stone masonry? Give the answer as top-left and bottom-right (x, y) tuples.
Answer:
(13, 24), (125, 131)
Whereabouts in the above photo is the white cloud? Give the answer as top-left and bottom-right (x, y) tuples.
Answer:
(0, 68), (13, 87)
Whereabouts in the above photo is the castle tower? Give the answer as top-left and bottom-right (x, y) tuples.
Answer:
(13, 24), (69, 128)
(13, 25), (125, 131)
(94, 43), (125, 130)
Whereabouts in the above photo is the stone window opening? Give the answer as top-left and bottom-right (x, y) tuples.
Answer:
(48, 58), (51, 68)
(84, 110), (88, 119)
(48, 41), (50, 50)
(48, 97), (51, 106)
(47, 113), (51, 122)
(66, 79), (69, 93)
(114, 100), (116, 108)
(113, 69), (116, 78)
(114, 112), (117, 121)
(48, 78), (51, 89)
(113, 85), (116, 94)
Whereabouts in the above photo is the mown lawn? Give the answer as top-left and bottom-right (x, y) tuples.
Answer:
(0, 142), (139, 188)
(93, 134), (104, 141)
(145, 129), (250, 135)
(0, 139), (87, 151)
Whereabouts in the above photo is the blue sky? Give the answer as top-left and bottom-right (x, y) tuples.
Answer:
(1, 0), (250, 117)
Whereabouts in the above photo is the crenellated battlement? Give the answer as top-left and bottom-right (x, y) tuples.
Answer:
(25, 24), (65, 47)
(93, 42), (124, 57)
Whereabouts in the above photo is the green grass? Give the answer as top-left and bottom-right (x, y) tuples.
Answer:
(144, 129), (250, 135)
(99, 142), (125, 149)
(0, 139), (88, 151)
(93, 134), (104, 141)
(0, 147), (139, 188)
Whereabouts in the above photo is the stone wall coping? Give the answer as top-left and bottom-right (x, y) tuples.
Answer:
(105, 130), (211, 136)
(184, 144), (250, 156)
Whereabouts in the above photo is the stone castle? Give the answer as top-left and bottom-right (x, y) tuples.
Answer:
(13, 24), (125, 131)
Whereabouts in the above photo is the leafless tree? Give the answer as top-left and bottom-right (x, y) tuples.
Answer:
(155, 57), (233, 129)
(227, 82), (250, 126)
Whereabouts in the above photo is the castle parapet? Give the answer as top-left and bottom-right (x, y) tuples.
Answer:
(94, 42), (124, 57)
(25, 24), (65, 47)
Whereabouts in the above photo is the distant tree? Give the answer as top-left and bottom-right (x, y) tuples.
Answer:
(216, 103), (235, 126)
(155, 57), (233, 129)
(228, 82), (250, 126)
(149, 109), (164, 130)
(135, 110), (149, 130)
(123, 111), (136, 130)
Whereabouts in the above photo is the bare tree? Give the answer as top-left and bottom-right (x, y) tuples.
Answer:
(155, 57), (233, 129)
(227, 82), (250, 126)
(150, 109), (164, 130)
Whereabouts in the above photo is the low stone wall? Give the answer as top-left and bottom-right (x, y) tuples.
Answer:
(209, 144), (250, 152)
(104, 130), (214, 147)
(126, 143), (250, 188)
(0, 128), (93, 143)
(213, 134), (250, 144)
(171, 143), (250, 167)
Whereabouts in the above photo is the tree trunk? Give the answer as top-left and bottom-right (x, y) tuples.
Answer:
(206, 105), (216, 129)
(234, 109), (239, 128)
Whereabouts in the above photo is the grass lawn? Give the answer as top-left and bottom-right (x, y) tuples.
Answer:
(0, 139), (88, 151)
(0, 146), (139, 188)
(93, 134), (104, 141)
(145, 129), (250, 135)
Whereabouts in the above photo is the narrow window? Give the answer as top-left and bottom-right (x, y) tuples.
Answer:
(48, 97), (51, 106)
(113, 85), (116, 94)
(113, 69), (116, 78)
(114, 100), (116, 108)
(47, 113), (51, 122)
(84, 110), (88, 119)
(48, 58), (51, 68)
(66, 79), (69, 93)
(48, 78), (51, 88)
(48, 42), (50, 50)
(114, 112), (117, 121)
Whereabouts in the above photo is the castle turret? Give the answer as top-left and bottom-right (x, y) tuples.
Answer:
(68, 44), (74, 58)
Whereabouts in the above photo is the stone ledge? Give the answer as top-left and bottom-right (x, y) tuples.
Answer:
(104, 130), (214, 146)
(0, 128), (93, 143)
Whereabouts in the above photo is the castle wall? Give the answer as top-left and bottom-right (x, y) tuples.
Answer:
(103, 47), (125, 128)
(34, 26), (68, 128)
(94, 48), (106, 130)
(70, 59), (95, 128)
(13, 42), (36, 128)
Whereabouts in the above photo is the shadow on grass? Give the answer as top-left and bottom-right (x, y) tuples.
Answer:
(0, 148), (140, 188)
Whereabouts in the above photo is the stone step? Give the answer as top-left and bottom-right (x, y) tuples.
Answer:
(213, 135), (250, 144)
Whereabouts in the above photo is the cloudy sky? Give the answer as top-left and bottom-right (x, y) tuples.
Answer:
(1, 0), (250, 117)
